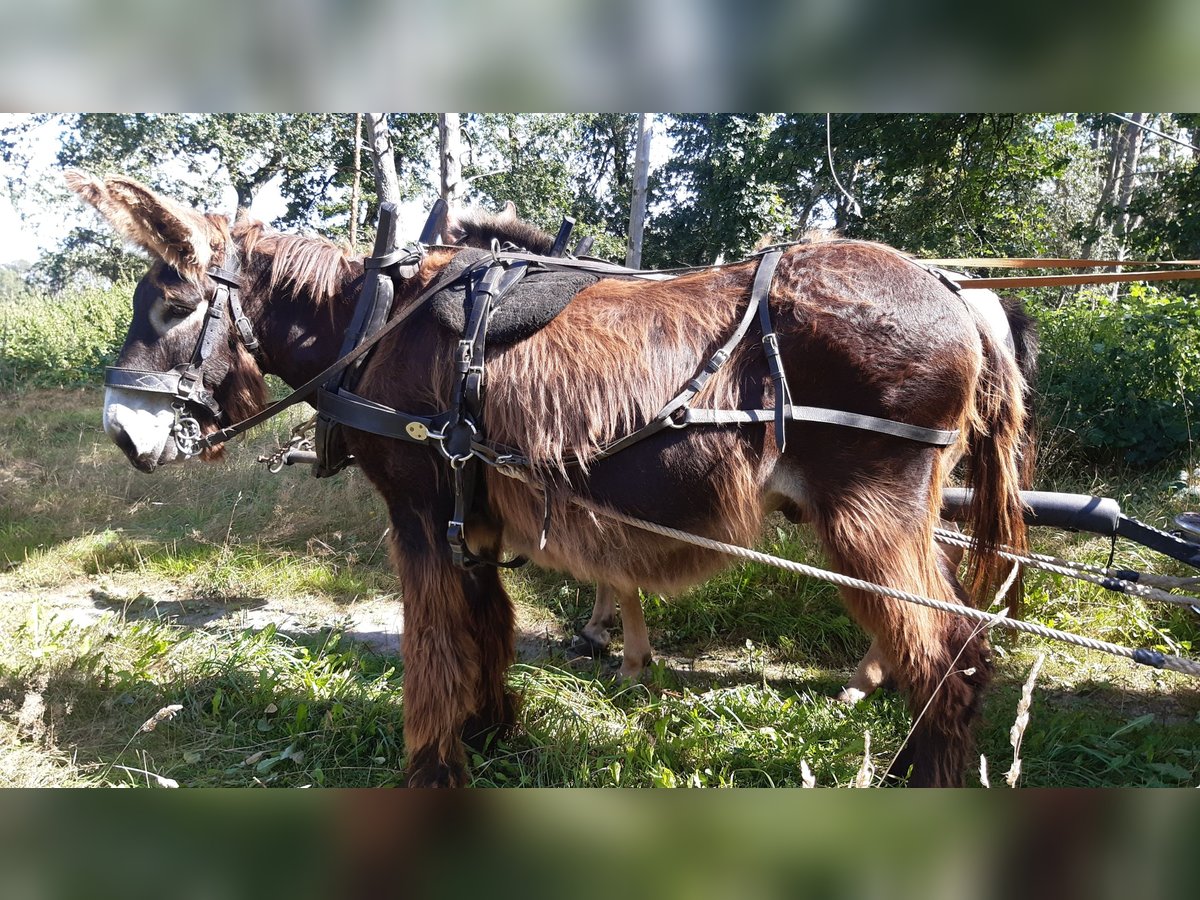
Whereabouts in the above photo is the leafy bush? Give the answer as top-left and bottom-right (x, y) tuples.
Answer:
(1034, 285), (1200, 464)
(0, 282), (132, 389)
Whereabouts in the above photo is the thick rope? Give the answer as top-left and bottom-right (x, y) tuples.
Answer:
(932, 527), (1200, 611)
(567, 498), (1200, 678)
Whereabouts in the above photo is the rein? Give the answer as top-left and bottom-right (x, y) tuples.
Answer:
(197, 250), (484, 454)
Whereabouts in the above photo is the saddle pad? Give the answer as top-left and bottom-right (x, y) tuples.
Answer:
(428, 248), (599, 344)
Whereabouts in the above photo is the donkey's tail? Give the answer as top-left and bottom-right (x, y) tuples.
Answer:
(962, 309), (1032, 613)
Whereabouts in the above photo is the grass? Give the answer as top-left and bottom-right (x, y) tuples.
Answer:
(2, 385), (1199, 787)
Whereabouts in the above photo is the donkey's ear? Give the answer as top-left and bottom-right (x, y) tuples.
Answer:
(441, 206), (468, 245)
(65, 170), (145, 251)
(499, 200), (517, 221)
(66, 170), (214, 277)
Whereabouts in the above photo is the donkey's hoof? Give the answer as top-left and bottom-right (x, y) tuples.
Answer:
(835, 686), (869, 705)
(406, 761), (468, 789)
(569, 630), (610, 657)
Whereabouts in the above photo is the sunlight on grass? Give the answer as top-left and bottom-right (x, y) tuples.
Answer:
(3, 386), (1200, 787)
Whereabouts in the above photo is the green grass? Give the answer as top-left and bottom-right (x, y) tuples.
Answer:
(2, 385), (1199, 787)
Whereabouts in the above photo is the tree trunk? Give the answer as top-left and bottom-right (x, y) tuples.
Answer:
(625, 114), (652, 268)
(1083, 117), (1147, 260)
(1114, 112), (1146, 254)
(234, 184), (254, 223)
(365, 113), (401, 209)
(349, 113), (362, 251)
(438, 113), (464, 204)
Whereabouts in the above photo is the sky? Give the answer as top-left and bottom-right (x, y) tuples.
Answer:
(0, 114), (294, 266)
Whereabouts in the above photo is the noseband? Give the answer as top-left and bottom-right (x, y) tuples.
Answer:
(103, 245), (258, 456)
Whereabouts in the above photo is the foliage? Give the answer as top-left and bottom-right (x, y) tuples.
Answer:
(4, 113), (437, 289)
(1034, 284), (1200, 464)
(0, 261), (33, 302)
(462, 113), (634, 260)
(1126, 113), (1200, 271)
(645, 114), (790, 267)
(0, 280), (132, 389)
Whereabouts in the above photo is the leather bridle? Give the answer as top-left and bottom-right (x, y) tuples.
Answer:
(103, 244), (258, 456)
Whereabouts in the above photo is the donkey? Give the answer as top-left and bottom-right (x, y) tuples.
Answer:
(441, 208), (1039, 699)
(71, 171), (1029, 787)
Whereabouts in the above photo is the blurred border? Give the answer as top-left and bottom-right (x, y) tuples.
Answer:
(1, 790), (1197, 900)
(1, 0), (1199, 110)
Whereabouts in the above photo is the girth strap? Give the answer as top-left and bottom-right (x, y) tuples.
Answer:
(445, 258), (532, 569)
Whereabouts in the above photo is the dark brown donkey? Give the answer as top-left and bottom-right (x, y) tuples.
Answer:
(440, 208), (1039, 700)
(71, 171), (1029, 787)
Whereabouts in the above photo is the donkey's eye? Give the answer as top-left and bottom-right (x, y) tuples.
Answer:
(164, 301), (196, 318)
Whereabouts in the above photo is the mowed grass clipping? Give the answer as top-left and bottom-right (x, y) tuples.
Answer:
(2, 387), (1200, 786)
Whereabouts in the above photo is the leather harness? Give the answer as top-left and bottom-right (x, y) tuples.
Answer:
(104, 243), (258, 457)
(302, 212), (961, 569)
(106, 205), (962, 570)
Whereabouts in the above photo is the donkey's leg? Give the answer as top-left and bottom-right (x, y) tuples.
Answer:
(579, 583), (619, 654)
(462, 561), (518, 745)
(391, 517), (513, 788)
(837, 639), (887, 704)
(836, 537), (967, 704)
(615, 588), (653, 680)
(581, 585), (654, 679)
(814, 489), (991, 788)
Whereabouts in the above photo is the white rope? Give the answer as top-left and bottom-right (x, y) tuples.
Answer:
(567, 497), (1200, 678)
(932, 527), (1200, 611)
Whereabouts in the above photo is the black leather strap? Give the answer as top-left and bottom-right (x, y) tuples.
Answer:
(104, 365), (222, 416)
(316, 389), (451, 443)
(587, 250), (779, 463)
(680, 406), (960, 446)
(752, 249), (791, 452)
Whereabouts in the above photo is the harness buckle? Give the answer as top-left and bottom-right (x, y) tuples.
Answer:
(666, 407), (692, 429)
(456, 339), (474, 371)
(176, 369), (201, 399)
(447, 519), (471, 567)
(233, 315), (259, 351)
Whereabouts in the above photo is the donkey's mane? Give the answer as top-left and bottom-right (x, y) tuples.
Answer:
(235, 220), (360, 308)
(449, 209), (556, 254)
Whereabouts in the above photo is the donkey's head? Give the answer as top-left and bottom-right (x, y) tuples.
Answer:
(438, 201), (555, 254)
(67, 171), (265, 472)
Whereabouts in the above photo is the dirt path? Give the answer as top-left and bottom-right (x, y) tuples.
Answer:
(0, 572), (567, 664)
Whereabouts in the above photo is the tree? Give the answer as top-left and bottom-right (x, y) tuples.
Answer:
(2, 113), (435, 289)
(645, 114), (788, 267)
(365, 113), (402, 209)
(462, 113), (635, 259)
(625, 114), (652, 268)
(438, 114), (465, 205)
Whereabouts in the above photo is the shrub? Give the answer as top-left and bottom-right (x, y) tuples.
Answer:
(0, 282), (132, 389)
(1033, 284), (1200, 465)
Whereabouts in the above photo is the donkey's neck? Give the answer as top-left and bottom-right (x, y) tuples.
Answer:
(241, 239), (366, 390)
